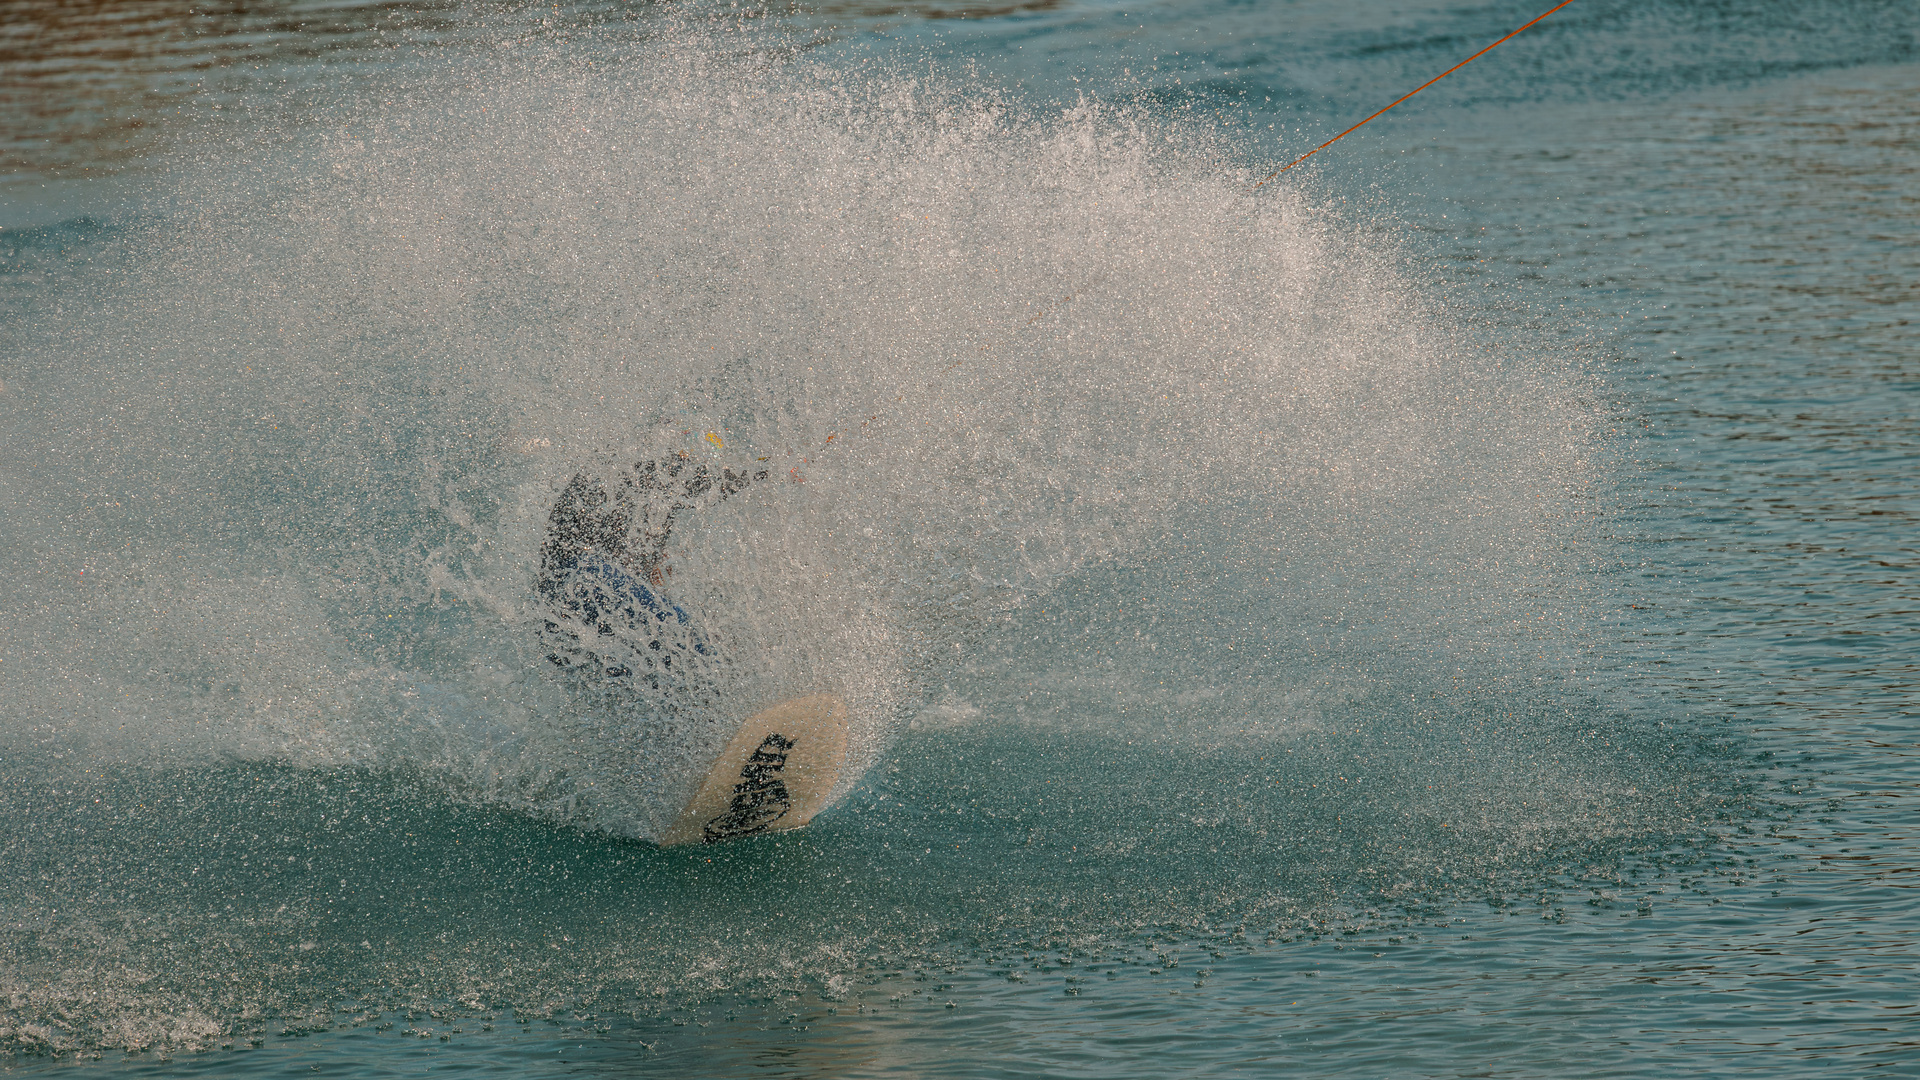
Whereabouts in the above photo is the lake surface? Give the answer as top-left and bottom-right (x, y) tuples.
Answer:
(2, 1), (1915, 1075)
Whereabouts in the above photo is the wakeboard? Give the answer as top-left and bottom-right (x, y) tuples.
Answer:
(659, 694), (850, 846)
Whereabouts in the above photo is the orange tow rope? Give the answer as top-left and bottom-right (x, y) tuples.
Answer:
(1255, 0), (1577, 186)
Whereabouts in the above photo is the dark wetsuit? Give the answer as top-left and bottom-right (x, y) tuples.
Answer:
(537, 457), (768, 682)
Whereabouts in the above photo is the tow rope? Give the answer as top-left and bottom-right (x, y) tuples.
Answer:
(1255, 0), (1577, 185)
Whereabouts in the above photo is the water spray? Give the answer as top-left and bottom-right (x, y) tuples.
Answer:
(803, 0), (1580, 463)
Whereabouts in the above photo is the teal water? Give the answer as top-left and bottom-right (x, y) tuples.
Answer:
(2, 1), (1916, 1075)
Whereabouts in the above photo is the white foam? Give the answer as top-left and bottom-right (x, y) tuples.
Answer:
(0, 14), (1602, 841)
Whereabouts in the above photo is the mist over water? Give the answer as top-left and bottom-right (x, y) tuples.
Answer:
(0, 5), (1725, 1060)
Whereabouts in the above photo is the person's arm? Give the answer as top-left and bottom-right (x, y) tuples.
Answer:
(627, 463), (774, 587)
(714, 466), (771, 499)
